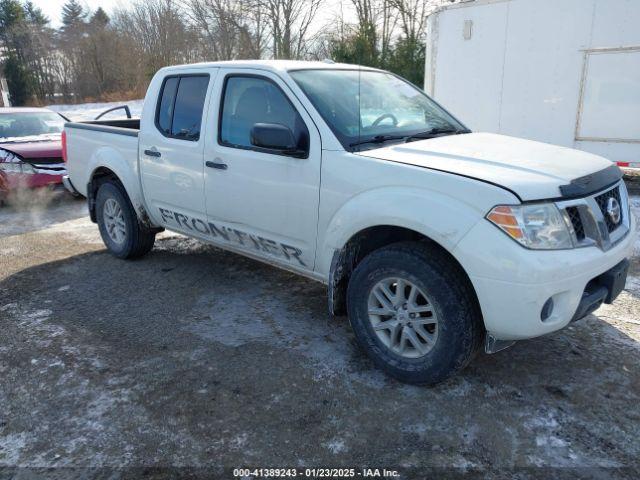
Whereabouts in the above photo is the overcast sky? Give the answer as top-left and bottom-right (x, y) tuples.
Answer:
(34, 0), (349, 29)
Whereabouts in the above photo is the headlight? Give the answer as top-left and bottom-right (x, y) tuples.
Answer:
(486, 203), (573, 250)
(0, 149), (35, 174)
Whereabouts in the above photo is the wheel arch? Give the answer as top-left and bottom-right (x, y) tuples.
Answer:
(87, 165), (159, 231)
(328, 225), (482, 321)
(88, 166), (121, 222)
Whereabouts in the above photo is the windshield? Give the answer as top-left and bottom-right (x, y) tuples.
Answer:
(289, 69), (467, 151)
(0, 112), (64, 141)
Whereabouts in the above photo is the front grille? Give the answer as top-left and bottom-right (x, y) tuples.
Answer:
(566, 206), (585, 241)
(557, 181), (629, 252)
(594, 186), (623, 232)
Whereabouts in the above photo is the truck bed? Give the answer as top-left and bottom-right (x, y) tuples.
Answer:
(65, 118), (140, 137)
(65, 118), (141, 198)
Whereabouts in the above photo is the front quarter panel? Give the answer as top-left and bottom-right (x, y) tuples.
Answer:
(316, 150), (520, 277)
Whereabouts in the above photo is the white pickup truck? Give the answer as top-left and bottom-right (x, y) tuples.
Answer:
(63, 60), (636, 385)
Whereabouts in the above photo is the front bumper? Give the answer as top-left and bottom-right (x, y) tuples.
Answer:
(570, 258), (629, 321)
(454, 212), (636, 341)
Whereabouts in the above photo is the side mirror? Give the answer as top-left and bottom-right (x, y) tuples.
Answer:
(250, 123), (305, 157)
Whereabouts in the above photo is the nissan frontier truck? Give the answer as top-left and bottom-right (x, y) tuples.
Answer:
(62, 61), (636, 384)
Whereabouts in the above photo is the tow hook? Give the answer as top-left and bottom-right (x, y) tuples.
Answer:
(485, 334), (516, 354)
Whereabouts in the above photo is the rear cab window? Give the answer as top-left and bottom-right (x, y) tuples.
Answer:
(155, 74), (210, 141)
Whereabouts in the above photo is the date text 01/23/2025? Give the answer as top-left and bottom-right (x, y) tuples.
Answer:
(232, 468), (400, 478)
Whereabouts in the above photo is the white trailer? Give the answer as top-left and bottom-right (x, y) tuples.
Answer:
(425, 0), (640, 168)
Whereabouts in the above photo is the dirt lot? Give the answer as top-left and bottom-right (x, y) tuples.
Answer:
(1, 190), (639, 479)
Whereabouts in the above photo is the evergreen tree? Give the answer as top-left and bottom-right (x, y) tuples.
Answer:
(4, 52), (33, 105)
(0, 0), (24, 44)
(387, 37), (425, 87)
(24, 0), (48, 26)
(90, 7), (109, 27)
(329, 21), (381, 71)
(61, 0), (86, 32)
(0, 0), (37, 105)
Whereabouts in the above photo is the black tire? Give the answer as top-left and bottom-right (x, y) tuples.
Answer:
(95, 181), (156, 259)
(346, 241), (484, 385)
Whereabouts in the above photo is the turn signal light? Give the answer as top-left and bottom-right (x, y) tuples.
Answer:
(487, 206), (524, 239)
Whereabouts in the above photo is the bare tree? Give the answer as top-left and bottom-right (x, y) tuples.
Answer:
(257, 0), (323, 59)
(112, 0), (199, 78)
(389, 0), (430, 43)
(187, 0), (265, 60)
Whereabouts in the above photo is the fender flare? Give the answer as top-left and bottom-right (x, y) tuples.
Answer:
(320, 187), (486, 316)
(319, 186), (483, 276)
(85, 147), (157, 229)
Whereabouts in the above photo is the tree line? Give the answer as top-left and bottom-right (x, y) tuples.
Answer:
(0, 0), (456, 106)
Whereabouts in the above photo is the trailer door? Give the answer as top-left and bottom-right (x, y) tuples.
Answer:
(576, 48), (640, 144)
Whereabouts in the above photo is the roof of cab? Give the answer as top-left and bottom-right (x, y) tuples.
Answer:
(157, 60), (383, 74)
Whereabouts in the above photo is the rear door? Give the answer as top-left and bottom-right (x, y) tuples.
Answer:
(139, 68), (218, 233)
(202, 68), (322, 272)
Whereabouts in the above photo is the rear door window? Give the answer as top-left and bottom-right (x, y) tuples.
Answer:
(155, 75), (209, 141)
(157, 77), (179, 135)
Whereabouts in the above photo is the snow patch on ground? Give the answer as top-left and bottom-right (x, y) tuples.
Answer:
(186, 280), (390, 389)
(0, 432), (27, 465)
(44, 216), (102, 244)
(626, 276), (640, 296)
(525, 413), (559, 430)
(324, 438), (347, 454)
(0, 194), (88, 238)
(49, 100), (144, 122)
(1, 303), (149, 468)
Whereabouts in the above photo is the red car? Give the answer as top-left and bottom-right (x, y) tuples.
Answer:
(0, 107), (68, 200)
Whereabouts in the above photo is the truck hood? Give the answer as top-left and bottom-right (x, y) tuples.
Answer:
(359, 132), (614, 201)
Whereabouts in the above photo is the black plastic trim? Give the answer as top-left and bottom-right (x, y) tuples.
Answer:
(65, 122), (139, 137)
(96, 105), (131, 120)
(559, 165), (623, 198)
(571, 259), (630, 321)
(571, 286), (607, 322)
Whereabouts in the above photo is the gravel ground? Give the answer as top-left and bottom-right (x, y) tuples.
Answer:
(1, 190), (639, 479)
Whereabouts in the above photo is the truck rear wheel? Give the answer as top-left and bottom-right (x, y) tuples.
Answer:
(346, 241), (483, 385)
(96, 181), (156, 259)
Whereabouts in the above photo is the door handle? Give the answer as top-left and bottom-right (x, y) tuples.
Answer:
(144, 149), (161, 158)
(206, 160), (228, 170)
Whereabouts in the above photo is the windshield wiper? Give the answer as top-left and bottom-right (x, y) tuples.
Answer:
(404, 127), (470, 143)
(349, 134), (407, 148)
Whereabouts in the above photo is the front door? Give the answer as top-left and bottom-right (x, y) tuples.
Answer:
(139, 69), (217, 233)
(203, 69), (321, 272)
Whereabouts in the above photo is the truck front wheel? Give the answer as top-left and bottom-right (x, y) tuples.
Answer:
(96, 181), (156, 259)
(346, 242), (483, 385)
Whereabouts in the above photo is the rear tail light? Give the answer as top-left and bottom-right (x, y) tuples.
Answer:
(61, 130), (68, 163)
